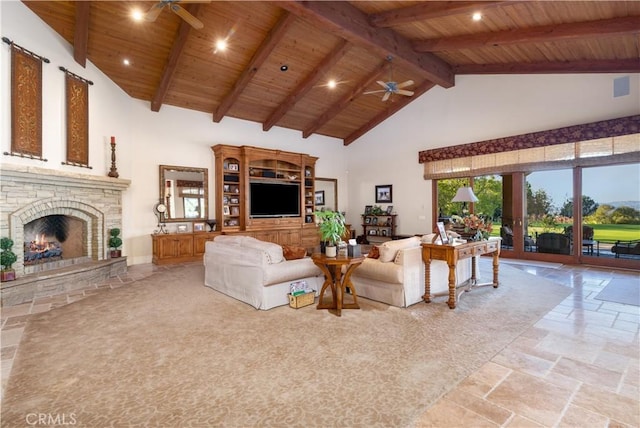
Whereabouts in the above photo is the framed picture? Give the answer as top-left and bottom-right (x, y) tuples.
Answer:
(223, 184), (230, 192)
(223, 205), (230, 216)
(176, 223), (189, 233)
(436, 221), (449, 244)
(193, 222), (205, 232)
(382, 230), (387, 236)
(375, 185), (392, 203)
(372, 217), (378, 225)
(386, 205), (393, 215)
(364, 205), (373, 215)
(369, 229), (377, 235)
(228, 163), (239, 171)
(365, 217), (371, 224)
(315, 190), (325, 206)
(230, 197), (239, 204)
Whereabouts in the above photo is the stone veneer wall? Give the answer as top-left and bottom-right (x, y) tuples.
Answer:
(0, 164), (130, 277)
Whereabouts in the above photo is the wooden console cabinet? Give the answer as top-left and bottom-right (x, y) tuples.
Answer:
(211, 145), (319, 248)
(152, 232), (219, 265)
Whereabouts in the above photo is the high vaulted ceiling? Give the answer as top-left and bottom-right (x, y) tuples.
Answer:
(22, 1), (640, 145)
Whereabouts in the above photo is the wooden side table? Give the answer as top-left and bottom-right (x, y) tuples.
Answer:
(421, 240), (501, 309)
(312, 253), (364, 317)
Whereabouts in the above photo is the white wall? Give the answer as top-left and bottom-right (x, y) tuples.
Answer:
(345, 73), (640, 236)
(1, 1), (347, 265)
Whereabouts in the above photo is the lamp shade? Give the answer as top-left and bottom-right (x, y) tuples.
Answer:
(451, 186), (479, 203)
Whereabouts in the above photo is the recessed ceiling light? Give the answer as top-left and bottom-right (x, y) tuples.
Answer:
(215, 39), (227, 53)
(280, 65), (288, 72)
(472, 12), (482, 21)
(328, 79), (337, 89)
(123, 58), (131, 66)
(131, 9), (144, 22)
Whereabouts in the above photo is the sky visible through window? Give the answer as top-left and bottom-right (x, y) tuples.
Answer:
(527, 163), (640, 211)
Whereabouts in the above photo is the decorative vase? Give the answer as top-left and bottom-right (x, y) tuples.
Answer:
(1, 270), (16, 282)
(325, 245), (337, 257)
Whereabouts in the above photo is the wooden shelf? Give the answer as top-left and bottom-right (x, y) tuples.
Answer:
(362, 214), (397, 242)
(212, 145), (319, 245)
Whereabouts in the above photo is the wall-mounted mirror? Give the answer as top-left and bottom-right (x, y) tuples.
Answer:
(159, 165), (208, 222)
(315, 177), (338, 211)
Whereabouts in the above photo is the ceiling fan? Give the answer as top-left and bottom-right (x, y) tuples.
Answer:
(144, 0), (208, 30)
(364, 56), (415, 102)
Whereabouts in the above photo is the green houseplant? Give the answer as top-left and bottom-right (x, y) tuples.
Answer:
(1, 237), (18, 282)
(315, 210), (346, 257)
(108, 228), (123, 258)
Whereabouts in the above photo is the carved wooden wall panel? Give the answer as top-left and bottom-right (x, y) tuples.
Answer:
(11, 48), (42, 157)
(65, 74), (89, 165)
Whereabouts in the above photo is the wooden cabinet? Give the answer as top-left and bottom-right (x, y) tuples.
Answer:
(152, 232), (219, 265)
(211, 145), (318, 246)
(212, 145), (243, 232)
(362, 214), (397, 243)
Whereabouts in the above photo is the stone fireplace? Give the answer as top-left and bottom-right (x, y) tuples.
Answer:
(0, 164), (130, 305)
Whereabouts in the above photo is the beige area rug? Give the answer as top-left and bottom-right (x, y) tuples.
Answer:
(2, 262), (571, 427)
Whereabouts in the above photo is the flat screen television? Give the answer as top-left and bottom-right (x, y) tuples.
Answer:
(250, 182), (300, 218)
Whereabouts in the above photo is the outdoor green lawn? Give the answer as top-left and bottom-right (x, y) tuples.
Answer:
(527, 224), (640, 242)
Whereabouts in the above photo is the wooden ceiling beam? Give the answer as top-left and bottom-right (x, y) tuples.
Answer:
(73, 1), (91, 68)
(276, 0), (454, 88)
(343, 80), (437, 146)
(454, 59), (640, 74)
(413, 16), (640, 52)
(263, 39), (351, 132)
(369, 1), (514, 28)
(303, 60), (390, 139)
(214, 11), (297, 123)
(151, 4), (202, 112)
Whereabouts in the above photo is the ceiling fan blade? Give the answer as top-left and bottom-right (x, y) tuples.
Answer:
(145, 3), (165, 22)
(396, 80), (414, 89)
(396, 89), (414, 96)
(382, 92), (391, 102)
(376, 80), (389, 89)
(170, 4), (204, 29)
(363, 90), (386, 95)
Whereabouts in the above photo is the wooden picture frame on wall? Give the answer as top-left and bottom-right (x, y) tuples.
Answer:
(375, 185), (392, 203)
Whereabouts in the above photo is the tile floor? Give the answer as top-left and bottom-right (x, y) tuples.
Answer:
(1, 261), (639, 427)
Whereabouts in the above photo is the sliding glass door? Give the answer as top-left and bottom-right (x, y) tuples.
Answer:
(434, 163), (639, 269)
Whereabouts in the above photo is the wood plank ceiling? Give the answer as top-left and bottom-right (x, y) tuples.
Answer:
(22, 1), (640, 145)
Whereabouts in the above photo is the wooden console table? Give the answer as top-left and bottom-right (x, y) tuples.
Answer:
(421, 240), (501, 309)
(312, 253), (364, 317)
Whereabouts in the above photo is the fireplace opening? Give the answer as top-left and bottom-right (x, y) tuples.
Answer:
(23, 215), (87, 273)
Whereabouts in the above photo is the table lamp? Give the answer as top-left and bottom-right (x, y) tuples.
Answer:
(452, 186), (479, 213)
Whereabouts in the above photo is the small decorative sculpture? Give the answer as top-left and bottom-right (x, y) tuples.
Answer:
(206, 219), (217, 232)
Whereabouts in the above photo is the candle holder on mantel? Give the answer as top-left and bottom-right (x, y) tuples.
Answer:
(108, 136), (119, 178)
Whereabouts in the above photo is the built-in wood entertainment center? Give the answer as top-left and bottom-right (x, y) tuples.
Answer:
(152, 145), (320, 265)
(212, 144), (319, 248)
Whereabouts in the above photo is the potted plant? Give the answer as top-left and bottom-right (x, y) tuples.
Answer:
(315, 210), (346, 257)
(108, 228), (123, 258)
(1, 237), (18, 282)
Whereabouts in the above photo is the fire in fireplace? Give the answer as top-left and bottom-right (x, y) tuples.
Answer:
(23, 215), (85, 268)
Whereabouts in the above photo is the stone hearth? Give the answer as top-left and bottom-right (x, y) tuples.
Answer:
(0, 164), (130, 304)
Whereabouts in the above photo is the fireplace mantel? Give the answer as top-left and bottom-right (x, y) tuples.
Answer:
(0, 163), (131, 279)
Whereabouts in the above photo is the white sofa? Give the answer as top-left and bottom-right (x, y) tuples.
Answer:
(350, 236), (472, 308)
(203, 235), (323, 310)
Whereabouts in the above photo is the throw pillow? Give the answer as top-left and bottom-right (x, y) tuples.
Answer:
(367, 246), (380, 259)
(282, 245), (307, 260)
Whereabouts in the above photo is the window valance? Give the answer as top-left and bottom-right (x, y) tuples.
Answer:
(420, 115), (640, 179)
